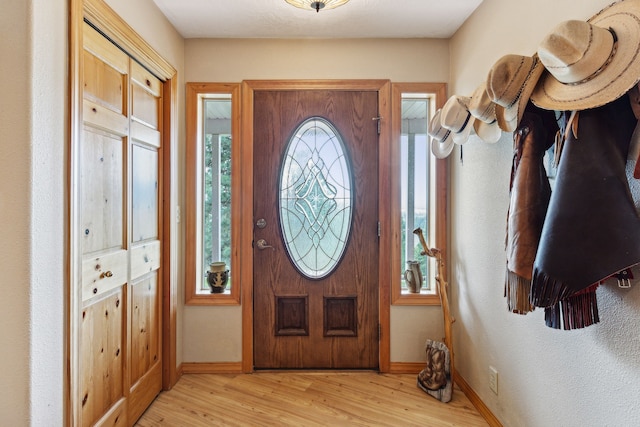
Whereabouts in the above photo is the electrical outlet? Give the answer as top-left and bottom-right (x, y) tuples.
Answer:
(489, 366), (498, 395)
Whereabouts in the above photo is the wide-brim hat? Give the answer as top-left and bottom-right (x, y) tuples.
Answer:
(531, 0), (640, 111)
(428, 108), (455, 159)
(431, 137), (454, 159)
(474, 119), (501, 144)
(441, 95), (475, 144)
(487, 54), (544, 132)
(469, 82), (502, 143)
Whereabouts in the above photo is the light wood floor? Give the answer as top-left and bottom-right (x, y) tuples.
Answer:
(135, 372), (489, 426)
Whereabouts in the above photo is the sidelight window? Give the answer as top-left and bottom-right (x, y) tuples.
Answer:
(400, 95), (432, 294)
(185, 83), (241, 304)
(391, 84), (446, 305)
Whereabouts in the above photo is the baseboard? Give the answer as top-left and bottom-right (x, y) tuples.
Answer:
(454, 372), (502, 427)
(181, 362), (244, 374)
(388, 362), (424, 374)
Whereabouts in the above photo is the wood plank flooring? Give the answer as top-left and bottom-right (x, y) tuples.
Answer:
(135, 372), (489, 426)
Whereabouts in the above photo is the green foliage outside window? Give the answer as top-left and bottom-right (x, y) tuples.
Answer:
(203, 133), (232, 289)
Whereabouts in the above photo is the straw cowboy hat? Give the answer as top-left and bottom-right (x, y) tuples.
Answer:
(428, 109), (455, 159)
(531, 0), (640, 110)
(469, 82), (502, 143)
(441, 95), (475, 144)
(486, 54), (544, 132)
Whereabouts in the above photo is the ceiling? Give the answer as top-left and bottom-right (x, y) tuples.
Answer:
(152, 0), (483, 39)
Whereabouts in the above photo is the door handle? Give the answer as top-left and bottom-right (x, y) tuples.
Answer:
(256, 239), (274, 251)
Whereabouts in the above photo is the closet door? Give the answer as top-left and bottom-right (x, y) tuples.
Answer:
(79, 22), (162, 426)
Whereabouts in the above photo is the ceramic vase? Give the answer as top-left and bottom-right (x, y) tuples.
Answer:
(404, 260), (423, 293)
(207, 261), (229, 294)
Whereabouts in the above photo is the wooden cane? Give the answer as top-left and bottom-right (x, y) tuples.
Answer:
(413, 227), (455, 382)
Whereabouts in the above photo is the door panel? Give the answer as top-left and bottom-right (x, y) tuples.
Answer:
(253, 90), (379, 369)
(131, 84), (159, 129)
(80, 290), (125, 427)
(83, 100), (130, 137)
(82, 250), (127, 301)
(81, 127), (125, 254)
(130, 241), (161, 279)
(82, 33), (128, 115)
(130, 272), (160, 384)
(131, 144), (159, 242)
(131, 61), (161, 129)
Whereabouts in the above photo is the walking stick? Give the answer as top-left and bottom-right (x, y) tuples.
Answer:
(413, 227), (455, 381)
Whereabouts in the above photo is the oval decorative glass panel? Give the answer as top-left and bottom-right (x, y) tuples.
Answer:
(279, 117), (353, 279)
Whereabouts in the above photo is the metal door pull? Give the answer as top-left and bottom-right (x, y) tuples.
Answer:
(256, 239), (274, 250)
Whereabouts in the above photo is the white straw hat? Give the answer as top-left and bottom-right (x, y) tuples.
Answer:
(441, 95), (475, 144)
(469, 83), (502, 143)
(473, 119), (501, 144)
(486, 54), (544, 132)
(428, 109), (455, 159)
(531, 0), (640, 110)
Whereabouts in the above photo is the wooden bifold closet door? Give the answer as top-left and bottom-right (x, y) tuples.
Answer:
(79, 21), (163, 426)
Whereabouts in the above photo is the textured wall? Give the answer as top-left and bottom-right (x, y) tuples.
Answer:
(0, 0), (67, 424)
(449, 1), (640, 426)
(30, 0), (67, 423)
(1, 0), (34, 423)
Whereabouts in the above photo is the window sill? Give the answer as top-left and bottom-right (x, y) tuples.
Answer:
(185, 288), (240, 306)
(392, 290), (441, 306)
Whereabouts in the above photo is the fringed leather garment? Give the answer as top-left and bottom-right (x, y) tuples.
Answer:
(505, 105), (558, 314)
(531, 94), (640, 329)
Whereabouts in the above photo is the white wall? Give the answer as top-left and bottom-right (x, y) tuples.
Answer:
(1, 1), (36, 423)
(0, 0), (67, 424)
(449, 1), (640, 426)
(184, 38), (450, 363)
(29, 1), (68, 424)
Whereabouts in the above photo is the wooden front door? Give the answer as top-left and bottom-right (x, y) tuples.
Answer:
(79, 22), (162, 426)
(253, 90), (380, 369)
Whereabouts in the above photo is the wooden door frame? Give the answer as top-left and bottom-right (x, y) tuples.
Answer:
(68, 0), (179, 424)
(241, 80), (392, 373)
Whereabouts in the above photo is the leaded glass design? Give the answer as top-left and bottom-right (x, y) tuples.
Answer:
(279, 117), (353, 279)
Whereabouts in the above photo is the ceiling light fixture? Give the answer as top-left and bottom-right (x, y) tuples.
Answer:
(285, 0), (350, 13)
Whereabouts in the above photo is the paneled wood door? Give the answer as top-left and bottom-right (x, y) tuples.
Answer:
(253, 90), (380, 369)
(79, 22), (162, 426)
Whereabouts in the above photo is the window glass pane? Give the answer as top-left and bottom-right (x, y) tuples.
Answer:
(400, 96), (432, 293)
(202, 98), (232, 291)
(279, 117), (353, 279)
